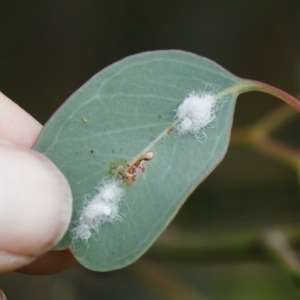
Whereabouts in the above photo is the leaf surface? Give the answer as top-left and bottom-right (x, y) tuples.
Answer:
(34, 50), (245, 271)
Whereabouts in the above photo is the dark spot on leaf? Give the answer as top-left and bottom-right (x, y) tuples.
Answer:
(167, 127), (174, 135)
(104, 86), (114, 94)
(90, 149), (94, 154)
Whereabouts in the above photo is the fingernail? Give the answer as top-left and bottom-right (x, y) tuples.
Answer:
(0, 250), (35, 273)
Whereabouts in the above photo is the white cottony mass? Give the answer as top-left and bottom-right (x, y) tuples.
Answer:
(175, 91), (218, 142)
(72, 179), (124, 242)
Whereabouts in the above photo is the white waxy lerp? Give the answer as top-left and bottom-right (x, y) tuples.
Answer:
(72, 179), (124, 242)
(175, 91), (217, 141)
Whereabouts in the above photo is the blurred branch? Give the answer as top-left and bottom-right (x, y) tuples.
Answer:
(147, 226), (300, 289)
(248, 104), (297, 135)
(134, 260), (207, 300)
(263, 229), (300, 286)
(147, 225), (300, 263)
(230, 104), (300, 170)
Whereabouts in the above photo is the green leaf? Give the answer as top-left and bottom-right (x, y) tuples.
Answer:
(34, 50), (246, 271)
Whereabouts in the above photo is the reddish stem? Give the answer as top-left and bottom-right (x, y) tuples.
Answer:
(238, 80), (300, 113)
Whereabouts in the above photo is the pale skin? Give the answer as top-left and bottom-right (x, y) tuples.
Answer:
(0, 92), (75, 281)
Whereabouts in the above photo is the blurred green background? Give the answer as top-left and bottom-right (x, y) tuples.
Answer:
(1, 1), (300, 299)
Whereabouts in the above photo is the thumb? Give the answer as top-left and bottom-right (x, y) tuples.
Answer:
(0, 142), (72, 272)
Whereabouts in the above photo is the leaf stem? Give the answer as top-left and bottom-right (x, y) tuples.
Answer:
(238, 80), (300, 113)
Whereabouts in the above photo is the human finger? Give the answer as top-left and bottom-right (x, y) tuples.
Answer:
(0, 143), (72, 273)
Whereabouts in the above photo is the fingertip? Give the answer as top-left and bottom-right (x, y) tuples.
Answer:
(0, 144), (73, 272)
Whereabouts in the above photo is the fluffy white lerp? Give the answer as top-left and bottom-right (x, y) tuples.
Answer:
(175, 91), (217, 142)
(72, 179), (124, 242)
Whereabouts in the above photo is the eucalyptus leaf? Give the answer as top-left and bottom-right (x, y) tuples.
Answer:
(34, 50), (246, 271)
